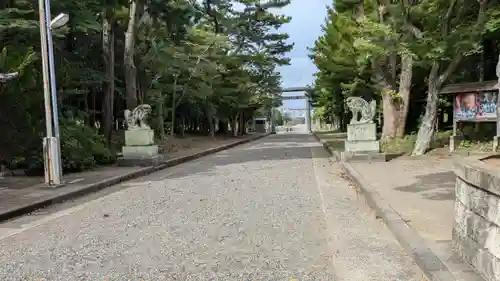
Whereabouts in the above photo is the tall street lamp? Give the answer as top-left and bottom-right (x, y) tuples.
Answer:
(46, 8), (68, 183)
(38, 0), (68, 186)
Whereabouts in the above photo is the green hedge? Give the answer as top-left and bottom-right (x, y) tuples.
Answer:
(8, 119), (116, 175)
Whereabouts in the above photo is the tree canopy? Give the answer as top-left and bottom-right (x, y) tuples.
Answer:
(310, 0), (500, 155)
(0, 0), (293, 173)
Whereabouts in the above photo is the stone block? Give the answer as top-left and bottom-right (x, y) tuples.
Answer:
(453, 227), (500, 281)
(456, 178), (500, 227)
(454, 158), (500, 197)
(117, 155), (163, 167)
(122, 145), (159, 158)
(344, 139), (380, 153)
(347, 123), (376, 141)
(125, 129), (155, 146)
(454, 157), (500, 280)
(454, 200), (500, 260)
(340, 151), (386, 162)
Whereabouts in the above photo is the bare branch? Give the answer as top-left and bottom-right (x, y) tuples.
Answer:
(437, 55), (462, 87)
(442, 0), (458, 36)
(0, 72), (18, 82)
(437, 0), (489, 86)
(399, 0), (423, 39)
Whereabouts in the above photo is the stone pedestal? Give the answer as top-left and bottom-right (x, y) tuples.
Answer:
(345, 123), (379, 152)
(118, 129), (163, 167)
(342, 123), (385, 162)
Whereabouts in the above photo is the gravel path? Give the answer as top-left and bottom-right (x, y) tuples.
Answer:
(0, 133), (421, 280)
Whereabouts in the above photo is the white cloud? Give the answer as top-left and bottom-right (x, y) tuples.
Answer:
(277, 0), (330, 87)
(278, 57), (314, 89)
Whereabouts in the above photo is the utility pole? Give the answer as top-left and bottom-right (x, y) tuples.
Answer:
(44, 0), (64, 181)
(38, 0), (68, 185)
(38, 0), (60, 185)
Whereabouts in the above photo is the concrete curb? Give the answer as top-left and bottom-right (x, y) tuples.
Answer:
(312, 132), (458, 281)
(0, 133), (270, 222)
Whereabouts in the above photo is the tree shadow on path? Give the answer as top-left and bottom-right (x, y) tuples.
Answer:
(393, 171), (456, 201)
(161, 133), (329, 180)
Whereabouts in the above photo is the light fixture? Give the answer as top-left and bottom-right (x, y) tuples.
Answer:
(50, 13), (69, 29)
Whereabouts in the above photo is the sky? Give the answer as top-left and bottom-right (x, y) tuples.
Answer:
(275, 0), (331, 117)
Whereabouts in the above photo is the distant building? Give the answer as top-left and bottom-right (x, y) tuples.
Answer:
(291, 117), (305, 125)
(253, 117), (268, 133)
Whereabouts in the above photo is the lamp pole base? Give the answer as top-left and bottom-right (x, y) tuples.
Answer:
(43, 136), (63, 186)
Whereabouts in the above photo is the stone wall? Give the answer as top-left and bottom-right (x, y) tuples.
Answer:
(453, 157), (500, 281)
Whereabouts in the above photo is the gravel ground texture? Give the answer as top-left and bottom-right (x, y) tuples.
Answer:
(0, 133), (422, 281)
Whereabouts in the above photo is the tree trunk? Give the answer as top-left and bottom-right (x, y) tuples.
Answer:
(395, 54), (413, 137)
(156, 99), (164, 140)
(241, 116), (247, 135)
(206, 115), (214, 137)
(180, 116), (185, 137)
(204, 104), (216, 137)
(218, 120), (228, 134)
(84, 97), (89, 124)
(194, 118), (199, 133)
(474, 46), (485, 135)
(380, 80), (398, 139)
(412, 64), (440, 155)
(240, 112), (246, 135)
(102, 10), (115, 144)
(170, 77), (177, 137)
(412, 0), (488, 155)
(124, 0), (139, 110)
(230, 115), (238, 137)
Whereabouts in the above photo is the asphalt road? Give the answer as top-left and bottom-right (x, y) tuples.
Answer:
(0, 133), (422, 280)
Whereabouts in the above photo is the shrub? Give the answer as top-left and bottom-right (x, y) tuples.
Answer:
(10, 119), (116, 175)
(59, 119), (115, 172)
(381, 130), (452, 154)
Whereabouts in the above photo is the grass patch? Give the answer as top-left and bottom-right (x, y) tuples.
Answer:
(315, 130), (345, 140)
(456, 140), (493, 152)
(381, 131), (452, 154)
(315, 130), (346, 151)
(317, 129), (463, 155)
(326, 139), (345, 151)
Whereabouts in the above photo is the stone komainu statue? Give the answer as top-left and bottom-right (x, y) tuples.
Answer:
(345, 96), (376, 124)
(124, 104), (152, 130)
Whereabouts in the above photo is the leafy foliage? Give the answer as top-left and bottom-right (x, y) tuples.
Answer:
(0, 0), (293, 173)
(310, 0), (500, 153)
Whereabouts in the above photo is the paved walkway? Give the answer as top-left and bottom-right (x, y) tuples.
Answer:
(351, 156), (455, 245)
(349, 156), (484, 280)
(0, 135), (258, 220)
(0, 134), (422, 280)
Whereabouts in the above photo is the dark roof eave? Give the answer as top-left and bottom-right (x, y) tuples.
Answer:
(440, 80), (500, 94)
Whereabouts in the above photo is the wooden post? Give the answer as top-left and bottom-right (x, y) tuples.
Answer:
(494, 57), (500, 151)
(494, 89), (500, 152)
(450, 94), (458, 153)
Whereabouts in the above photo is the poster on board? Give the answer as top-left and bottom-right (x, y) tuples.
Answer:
(454, 91), (498, 121)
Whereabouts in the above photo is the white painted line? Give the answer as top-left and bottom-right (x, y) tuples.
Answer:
(67, 178), (84, 184)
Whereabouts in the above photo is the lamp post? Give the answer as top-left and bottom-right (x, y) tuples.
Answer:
(38, 0), (68, 186)
(46, 6), (68, 183)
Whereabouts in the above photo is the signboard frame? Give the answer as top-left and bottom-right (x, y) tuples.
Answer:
(453, 90), (498, 122)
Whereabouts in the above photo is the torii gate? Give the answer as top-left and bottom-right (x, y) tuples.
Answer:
(271, 86), (312, 133)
